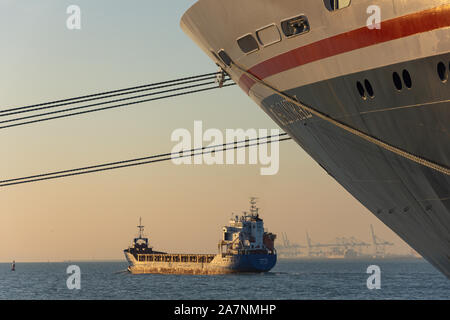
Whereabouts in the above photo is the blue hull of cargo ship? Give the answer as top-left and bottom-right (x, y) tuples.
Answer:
(228, 254), (277, 273)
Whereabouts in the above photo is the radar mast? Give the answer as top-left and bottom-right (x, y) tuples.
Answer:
(250, 197), (259, 216)
(137, 217), (145, 239)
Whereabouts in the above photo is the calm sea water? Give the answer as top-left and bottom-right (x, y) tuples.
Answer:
(0, 259), (449, 300)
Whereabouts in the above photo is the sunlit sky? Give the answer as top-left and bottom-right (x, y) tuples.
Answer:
(0, 0), (413, 262)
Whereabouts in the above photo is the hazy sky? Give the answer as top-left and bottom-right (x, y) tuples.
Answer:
(0, 0), (413, 262)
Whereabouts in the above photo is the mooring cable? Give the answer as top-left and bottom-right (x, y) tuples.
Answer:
(0, 83), (236, 129)
(0, 133), (291, 187)
(0, 71), (221, 114)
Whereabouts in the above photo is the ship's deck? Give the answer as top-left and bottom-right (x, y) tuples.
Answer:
(136, 253), (216, 263)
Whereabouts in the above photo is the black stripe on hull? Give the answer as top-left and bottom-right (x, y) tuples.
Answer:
(260, 52), (450, 278)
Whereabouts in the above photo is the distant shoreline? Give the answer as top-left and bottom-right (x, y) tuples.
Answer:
(0, 257), (424, 264)
(0, 259), (126, 263)
(277, 256), (423, 261)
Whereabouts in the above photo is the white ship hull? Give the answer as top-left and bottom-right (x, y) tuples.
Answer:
(181, 1), (450, 277)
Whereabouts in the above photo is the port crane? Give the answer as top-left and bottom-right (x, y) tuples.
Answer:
(278, 232), (305, 257)
(277, 226), (396, 259)
(306, 231), (372, 258)
(370, 224), (394, 258)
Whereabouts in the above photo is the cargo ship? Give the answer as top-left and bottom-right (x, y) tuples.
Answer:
(124, 199), (277, 274)
(180, 0), (450, 278)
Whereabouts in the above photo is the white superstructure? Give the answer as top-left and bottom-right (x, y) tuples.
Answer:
(220, 198), (275, 254)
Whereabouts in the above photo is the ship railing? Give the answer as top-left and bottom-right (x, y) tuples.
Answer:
(137, 253), (216, 263)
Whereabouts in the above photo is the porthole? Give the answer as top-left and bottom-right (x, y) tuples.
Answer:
(356, 81), (366, 99)
(364, 79), (374, 98)
(392, 72), (402, 91)
(218, 50), (232, 67)
(237, 34), (259, 54)
(402, 69), (412, 88)
(210, 51), (221, 64)
(324, 0), (351, 11)
(281, 15), (310, 38)
(256, 24), (281, 47)
(437, 62), (448, 82)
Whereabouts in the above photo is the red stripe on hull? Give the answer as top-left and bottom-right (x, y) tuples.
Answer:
(239, 5), (450, 94)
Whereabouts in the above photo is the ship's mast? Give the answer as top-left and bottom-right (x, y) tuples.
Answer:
(249, 197), (259, 216)
(137, 217), (145, 239)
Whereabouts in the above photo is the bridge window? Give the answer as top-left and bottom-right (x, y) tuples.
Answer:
(237, 34), (259, 54)
(324, 0), (351, 11)
(256, 24), (281, 47)
(281, 15), (310, 38)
